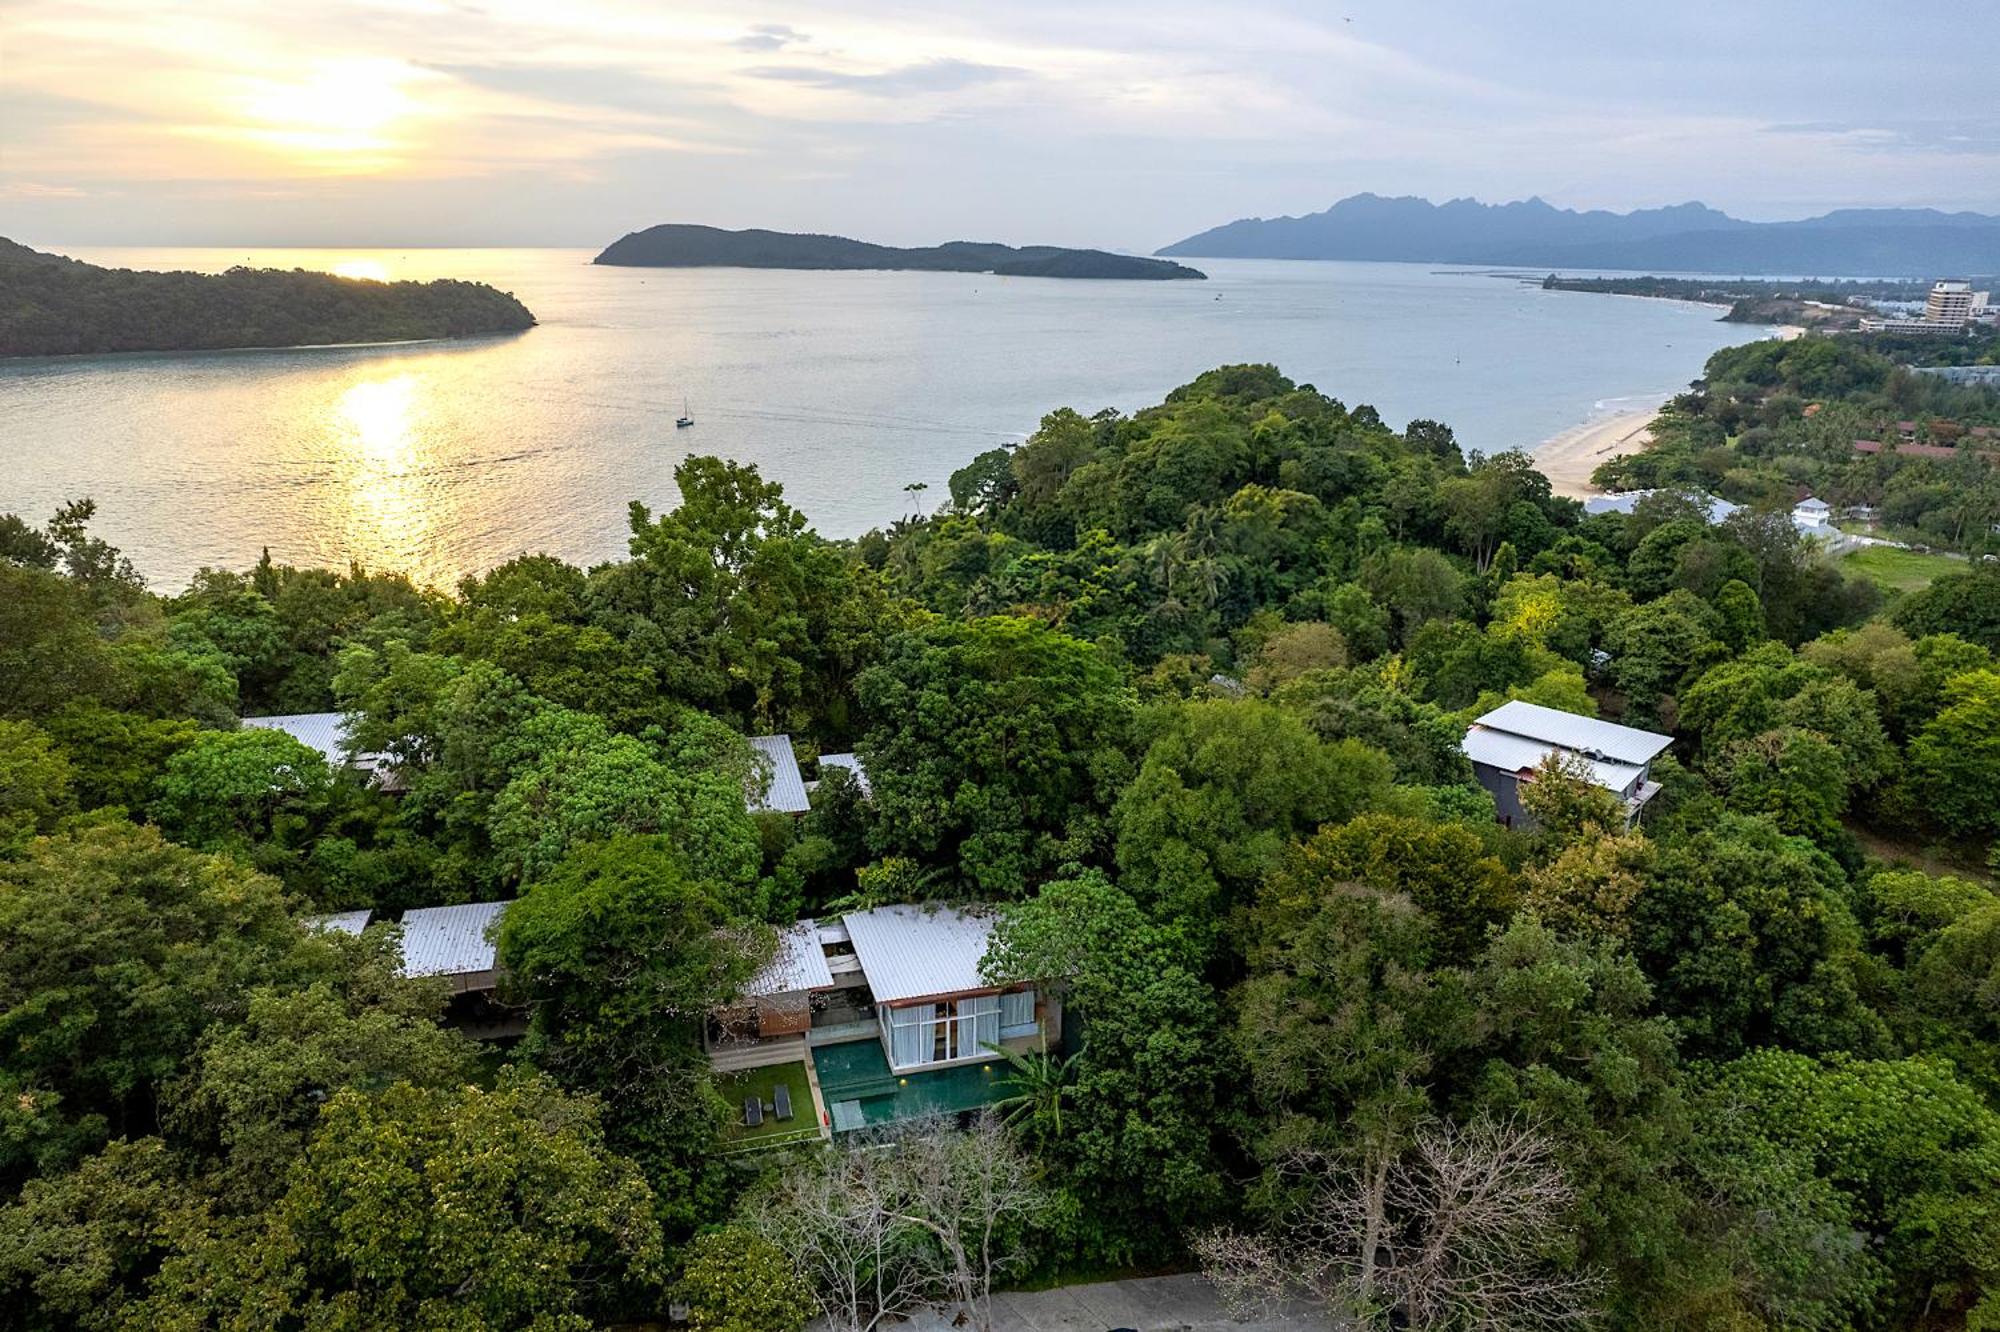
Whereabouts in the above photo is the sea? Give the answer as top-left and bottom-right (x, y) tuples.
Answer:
(0, 249), (1774, 592)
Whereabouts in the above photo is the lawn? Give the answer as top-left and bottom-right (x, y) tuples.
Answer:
(714, 1060), (819, 1149)
(1840, 545), (1965, 595)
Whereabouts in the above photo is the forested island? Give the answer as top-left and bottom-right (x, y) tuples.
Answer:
(594, 223), (1207, 279)
(0, 239), (537, 357)
(4, 355), (2000, 1331)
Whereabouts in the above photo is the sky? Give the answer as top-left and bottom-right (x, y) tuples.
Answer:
(3, 0), (1997, 251)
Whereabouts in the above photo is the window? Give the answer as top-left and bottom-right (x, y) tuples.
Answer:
(999, 988), (1037, 1038)
(880, 996), (1002, 1070)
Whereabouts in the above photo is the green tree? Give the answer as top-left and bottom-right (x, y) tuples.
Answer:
(1287, 813), (1516, 960)
(163, 931), (479, 1203)
(0, 822), (311, 1183)
(673, 1228), (818, 1332)
(0, 720), (76, 854)
(858, 616), (1134, 897)
(1902, 667), (2000, 838)
(146, 726), (332, 853)
(1627, 814), (1885, 1059)
(983, 874), (1224, 1264)
(140, 1072), (665, 1330)
(1113, 699), (1390, 941)
(1701, 1050), (2000, 1329)
(499, 835), (768, 1230)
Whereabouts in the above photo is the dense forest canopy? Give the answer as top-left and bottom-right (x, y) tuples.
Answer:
(0, 238), (537, 357)
(3, 345), (1999, 1330)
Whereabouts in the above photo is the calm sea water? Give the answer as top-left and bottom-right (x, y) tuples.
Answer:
(0, 248), (1770, 591)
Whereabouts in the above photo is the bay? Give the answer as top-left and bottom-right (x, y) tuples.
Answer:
(0, 248), (1771, 591)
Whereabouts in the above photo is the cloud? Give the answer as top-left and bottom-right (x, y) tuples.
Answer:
(1764, 118), (2000, 157)
(732, 23), (807, 52)
(748, 57), (1027, 97)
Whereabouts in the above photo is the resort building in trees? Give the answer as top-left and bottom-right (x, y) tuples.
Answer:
(242, 711), (404, 789)
(711, 903), (1061, 1141)
(1462, 700), (1672, 830)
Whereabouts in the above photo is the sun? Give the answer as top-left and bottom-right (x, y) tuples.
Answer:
(333, 259), (390, 282)
(237, 60), (417, 162)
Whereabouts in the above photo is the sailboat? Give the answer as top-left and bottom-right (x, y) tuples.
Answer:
(675, 398), (694, 429)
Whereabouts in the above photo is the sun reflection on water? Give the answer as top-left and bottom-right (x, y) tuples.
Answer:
(333, 374), (437, 577)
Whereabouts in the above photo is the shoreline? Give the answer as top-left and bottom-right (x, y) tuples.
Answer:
(1534, 407), (1661, 498)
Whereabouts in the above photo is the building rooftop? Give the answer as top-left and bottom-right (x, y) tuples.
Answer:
(400, 901), (507, 979)
(1582, 489), (1739, 525)
(1464, 700), (1672, 795)
(304, 909), (374, 936)
(842, 904), (999, 1005)
(242, 712), (357, 766)
(1473, 700), (1672, 765)
(746, 734), (811, 814)
(816, 752), (872, 798)
(744, 918), (838, 997)
(1795, 497), (1831, 512)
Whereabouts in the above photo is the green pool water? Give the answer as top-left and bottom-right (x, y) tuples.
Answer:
(811, 1036), (1010, 1131)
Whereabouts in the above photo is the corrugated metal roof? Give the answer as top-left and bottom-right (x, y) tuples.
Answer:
(1472, 700), (1671, 766)
(817, 752), (872, 798)
(243, 712), (395, 777)
(746, 734), (810, 813)
(400, 901), (507, 978)
(1463, 726), (1642, 793)
(842, 904), (997, 1004)
(744, 918), (837, 996)
(243, 712), (352, 765)
(305, 909), (374, 936)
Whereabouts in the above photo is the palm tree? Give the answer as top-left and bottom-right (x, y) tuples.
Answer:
(988, 1044), (1081, 1142)
(904, 480), (929, 516)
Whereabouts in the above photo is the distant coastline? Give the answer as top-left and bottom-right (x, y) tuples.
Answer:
(595, 224), (1206, 280)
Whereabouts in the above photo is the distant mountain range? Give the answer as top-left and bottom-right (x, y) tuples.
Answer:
(596, 224), (1206, 280)
(1157, 194), (2000, 277)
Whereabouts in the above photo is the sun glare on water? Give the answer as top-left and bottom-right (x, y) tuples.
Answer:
(332, 259), (390, 282)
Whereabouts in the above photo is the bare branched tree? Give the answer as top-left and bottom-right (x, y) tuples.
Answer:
(746, 1112), (1045, 1332)
(1196, 1117), (1602, 1332)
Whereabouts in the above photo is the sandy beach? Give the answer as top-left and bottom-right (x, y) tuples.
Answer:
(1534, 407), (1660, 498)
(1534, 324), (1804, 497)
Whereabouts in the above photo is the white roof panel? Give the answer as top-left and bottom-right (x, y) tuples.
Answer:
(744, 918), (837, 997)
(746, 734), (810, 813)
(1462, 726), (1642, 793)
(305, 909), (373, 936)
(817, 752), (872, 798)
(843, 904), (997, 1005)
(243, 712), (352, 766)
(1472, 700), (1671, 766)
(400, 901), (507, 978)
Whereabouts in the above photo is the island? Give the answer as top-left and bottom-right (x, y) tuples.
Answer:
(593, 224), (1206, 280)
(0, 239), (537, 357)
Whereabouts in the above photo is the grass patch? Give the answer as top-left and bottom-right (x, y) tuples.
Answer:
(715, 1061), (818, 1150)
(1840, 545), (1964, 595)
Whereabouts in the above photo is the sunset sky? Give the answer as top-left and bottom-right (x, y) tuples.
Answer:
(4, 0), (1996, 249)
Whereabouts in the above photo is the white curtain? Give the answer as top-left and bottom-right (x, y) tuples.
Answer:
(964, 995), (1001, 1053)
(891, 1007), (930, 1068)
(999, 989), (1036, 1036)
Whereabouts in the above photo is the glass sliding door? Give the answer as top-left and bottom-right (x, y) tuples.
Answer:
(882, 995), (1007, 1070)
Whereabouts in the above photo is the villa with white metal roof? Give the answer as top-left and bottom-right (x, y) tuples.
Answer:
(242, 711), (404, 790)
(745, 734), (812, 813)
(1462, 700), (1672, 830)
(711, 903), (1060, 1139)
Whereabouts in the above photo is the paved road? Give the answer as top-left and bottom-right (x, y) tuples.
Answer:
(817, 1273), (1339, 1331)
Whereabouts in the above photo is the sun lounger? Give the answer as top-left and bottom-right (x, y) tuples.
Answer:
(774, 1083), (794, 1121)
(744, 1096), (763, 1127)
